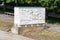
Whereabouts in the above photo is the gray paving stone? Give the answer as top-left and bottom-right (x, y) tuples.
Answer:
(0, 30), (34, 40)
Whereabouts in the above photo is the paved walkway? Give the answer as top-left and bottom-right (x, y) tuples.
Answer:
(47, 24), (60, 33)
(0, 14), (14, 23)
(0, 30), (34, 40)
(48, 27), (60, 33)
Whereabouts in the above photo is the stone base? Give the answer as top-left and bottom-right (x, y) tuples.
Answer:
(11, 24), (48, 34)
(11, 27), (20, 34)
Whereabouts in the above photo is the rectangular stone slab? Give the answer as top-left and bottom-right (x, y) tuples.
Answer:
(14, 7), (45, 27)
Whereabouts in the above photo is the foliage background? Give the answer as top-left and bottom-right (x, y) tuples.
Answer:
(0, 0), (60, 14)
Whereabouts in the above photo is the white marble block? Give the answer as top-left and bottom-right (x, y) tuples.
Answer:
(14, 7), (45, 27)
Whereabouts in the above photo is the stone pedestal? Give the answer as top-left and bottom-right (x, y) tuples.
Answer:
(11, 27), (20, 34)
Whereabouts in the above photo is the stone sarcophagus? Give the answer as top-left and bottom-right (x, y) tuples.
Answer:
(11, 7), (45, 34)
(14, 7), (45, 27)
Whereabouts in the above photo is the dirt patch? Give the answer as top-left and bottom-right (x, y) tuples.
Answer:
(0, 21), (13, 32)
(19, 26), (44, 35)
(16, 25), (60, 40)
(20, 29), (60, 40)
